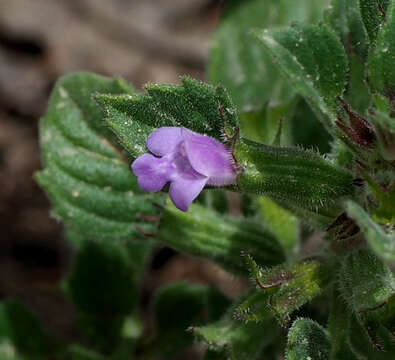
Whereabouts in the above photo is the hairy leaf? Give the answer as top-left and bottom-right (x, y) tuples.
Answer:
(326, 0), (372, 113)
(286, 318), (330, 360)
(349, 314), (395, 358)
(369, 0), (395, 98)
(209, 0), (329, 111)
(193, 313), (278, 360)
(327, 0), (369, 59)
(237, 257), (331, 323)
(157, 202), (285, 275)
(95, 77), (238, 158)
(370, 182), (395, 225)
(328, 288), (358, 360)
(339, 248), (395, 313)
(36, 72), (160, 242)
(359, 0), (390, 43)
(254, 23), (348, 130)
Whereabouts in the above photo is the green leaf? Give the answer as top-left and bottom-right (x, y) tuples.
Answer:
(234, 138), (355, 211)
(67, 240), (137, 316)
(239, 96), (332, 154)
(35, 72), (160, 242)
(370, 110), (395, 161)
(234, 289), (274, 323)
(124, 239), (156, 280)
(345, 201), (395, 263)
(154, 282), (229, 333)
(66, 219), (155, 278)
(286, 318), (330, 360)
(340, 249), (395, 357)
(157, 202), (285, 275)
(325, 0), (372, 113)
(77, 314), (125, 356)
(359, 0), (390, 43)
(258, 196), (300, 257)
(239, 96), (333, 153)
(359, 168), (395, 225)
(364, 295), (395, 335)
(193, 313), (279, 360)
(237, 258), (331, 323)
(291, 98), (333, 153)
(149, 282), (230, 356)
(325, 0), (373, 112)
(346, 54), (373, 114)
(328, 288), (358, 360)
(254, 23), (348, 130)
(374, 92), (393, 111)
(95, 77), (238, 158)
(369, 0), (395, 99)
(330, 139), (355, 168)
(238, 99), (298, 145)
(326, 0), (369, 60)
(339, 248), (395, 313)
(349, 314), (395, 359)
(66, 240), (137, 353)
(369, 182), (395, 226)
(209, 0), (330, 111)
(273, 202), (342, 229)
(0, 301), (58, 359)
(327, 0), (369, 59)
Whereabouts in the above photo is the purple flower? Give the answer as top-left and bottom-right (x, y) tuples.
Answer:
(131, 127), (237, 211)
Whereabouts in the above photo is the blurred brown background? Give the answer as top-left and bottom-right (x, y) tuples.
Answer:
(0, 0), (243, 354)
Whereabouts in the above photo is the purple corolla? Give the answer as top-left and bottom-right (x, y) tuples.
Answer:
(131, 127), (237, 211)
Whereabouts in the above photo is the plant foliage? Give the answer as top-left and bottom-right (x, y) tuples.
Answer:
(2, 0), (394, 359)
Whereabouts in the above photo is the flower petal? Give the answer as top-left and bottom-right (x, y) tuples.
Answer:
(146, 127), (183, 156)
(182, 128), (236, 186)
(169, 176), (207, 212)
(131, 153), (171, 192)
